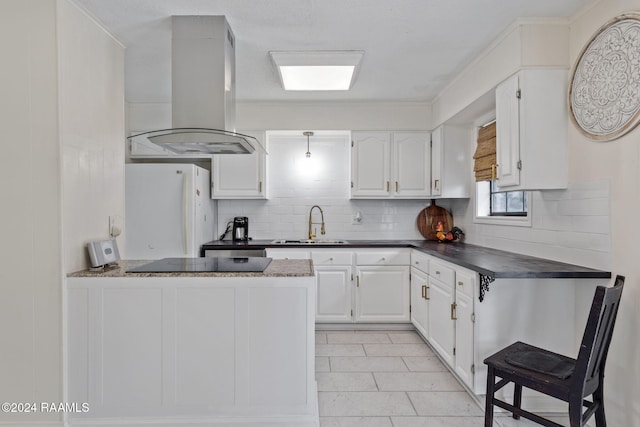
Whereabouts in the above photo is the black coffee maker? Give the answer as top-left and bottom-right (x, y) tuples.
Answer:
(232, 217), (249, 241)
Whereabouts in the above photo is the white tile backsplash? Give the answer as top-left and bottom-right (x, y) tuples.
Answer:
(218, 133), (610, 272)
(450, 180), (611, 270)
(218, 134), (436, 240)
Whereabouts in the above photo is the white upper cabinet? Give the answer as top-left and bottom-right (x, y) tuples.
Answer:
(495, 69), (568, 191)
(350, 132), (392, 197)
(393, 132), (432, 197)
(430, 125), (471, 198)
(351, 131), (430, 198)
(211, 131), (267, 199)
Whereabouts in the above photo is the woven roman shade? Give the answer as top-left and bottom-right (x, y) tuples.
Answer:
(473, 121), (496, 182)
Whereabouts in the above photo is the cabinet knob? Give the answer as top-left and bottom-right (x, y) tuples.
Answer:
(436, 271), (441, 275)
(415, 261), (419, 265)
(458, 281), (463, 286)
(329, 257), (334, 261)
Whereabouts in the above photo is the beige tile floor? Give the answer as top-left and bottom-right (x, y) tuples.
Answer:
(316, 330), (571, 427)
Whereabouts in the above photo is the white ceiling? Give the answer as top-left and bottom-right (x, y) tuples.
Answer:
(76, 0), (592, 104)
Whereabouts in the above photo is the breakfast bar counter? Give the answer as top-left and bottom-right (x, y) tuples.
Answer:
(201, 239), (610, 280)
(67, 258), (314, 278)
(65, 259), (318, 427)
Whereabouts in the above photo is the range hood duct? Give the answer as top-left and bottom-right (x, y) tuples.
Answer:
(128, 16), (263, 155)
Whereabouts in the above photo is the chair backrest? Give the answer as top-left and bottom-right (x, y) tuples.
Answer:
(572, 275), (624, 397)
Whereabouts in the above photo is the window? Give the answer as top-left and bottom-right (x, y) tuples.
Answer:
(489, 181), (527, 216)
(475, 181), (531, 226)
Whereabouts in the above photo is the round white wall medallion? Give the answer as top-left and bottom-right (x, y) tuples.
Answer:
(569, 12), (640, 141)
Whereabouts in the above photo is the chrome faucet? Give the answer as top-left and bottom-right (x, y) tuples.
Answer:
(308, 205), (326, 240)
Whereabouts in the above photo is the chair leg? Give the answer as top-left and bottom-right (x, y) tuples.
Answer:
(513, 383), (522, 420)
(568, 400), (583, 427)
(593, 385), (607, 427)
(485, 367), (496, 427)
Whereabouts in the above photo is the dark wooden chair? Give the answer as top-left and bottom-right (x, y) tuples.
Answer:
(484, 275), (624, 427)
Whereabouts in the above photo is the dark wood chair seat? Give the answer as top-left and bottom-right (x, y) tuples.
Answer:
(484, 275), (624, 427)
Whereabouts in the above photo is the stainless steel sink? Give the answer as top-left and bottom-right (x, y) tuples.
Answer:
(271, 239), (349, 244)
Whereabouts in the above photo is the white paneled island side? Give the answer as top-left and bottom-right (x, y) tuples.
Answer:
(66, 260), (318, 427)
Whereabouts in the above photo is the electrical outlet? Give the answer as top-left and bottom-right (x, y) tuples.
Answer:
(352, 211), (363, 225)
(109, 215), (123, 238)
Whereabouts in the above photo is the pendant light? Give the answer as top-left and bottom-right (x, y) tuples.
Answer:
(303, 131), (314, 157)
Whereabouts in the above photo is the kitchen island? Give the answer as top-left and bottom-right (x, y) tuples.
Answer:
(66, 259), (318, 427)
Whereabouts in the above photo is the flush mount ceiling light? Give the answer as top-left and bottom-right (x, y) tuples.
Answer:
(303, 131), (314, 157)
(270, 51), (364, 91)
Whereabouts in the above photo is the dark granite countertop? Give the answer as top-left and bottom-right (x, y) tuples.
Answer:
(201, 239), (610, 280)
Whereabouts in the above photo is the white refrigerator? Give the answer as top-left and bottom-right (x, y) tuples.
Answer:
(125, 163), (216, 259)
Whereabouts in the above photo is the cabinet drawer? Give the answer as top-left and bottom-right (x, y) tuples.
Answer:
(355, 250), (410, 266)
(411, 250), (430, 273)
(455, 268), (476, 299)
(429, 260), (455, 285)
(265, 249), (311, 260)
(311, 251), (353, 266)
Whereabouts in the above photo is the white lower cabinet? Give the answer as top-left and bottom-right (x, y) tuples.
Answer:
(410, 250), (476, 391)
(453, 268), (476, 389)
(410, 267), (429, 337)
(268, 248), (410, 323)
(354, 249), (411, 323)
(355, 265), (410, 322)
(315, 266), (353, 322)
(427, 276), (456, 366)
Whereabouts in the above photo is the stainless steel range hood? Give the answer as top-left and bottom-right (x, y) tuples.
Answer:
(128, 16), (263, 155)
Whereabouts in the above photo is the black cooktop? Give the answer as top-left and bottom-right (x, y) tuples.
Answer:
(126, 257), (272, 273)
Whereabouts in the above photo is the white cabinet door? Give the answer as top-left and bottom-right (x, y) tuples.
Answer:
(430, 125), (471, 198)
(454, 287), (474, 390)
(351, 132), (392, 197)
(495, 73), (521, 187)
(212, 131), (266, 199)
(355, 266), (410, 322)
(430, 127), (442, 196)
(393, 132), (430, 198)
(410, 267), (429, 337)
(495, 70), (569, 191)
(427, 277), (455, 366)
(316, 266), (353, 323)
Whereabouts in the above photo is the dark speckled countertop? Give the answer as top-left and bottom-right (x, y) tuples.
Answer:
(201, 239), (610, 280)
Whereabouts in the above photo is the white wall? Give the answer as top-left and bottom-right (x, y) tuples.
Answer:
(0, 2), (62, 425)
(0, 1), (125, 425)
(59, 0), (126, 272)
(432, 20), (570, 126)
(126, 101), (432, 134)
(451, 181), (611, 270)
(433, 0), (637, 424)
(567, 1), (640, 425)
(217, 132), (447, 240)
